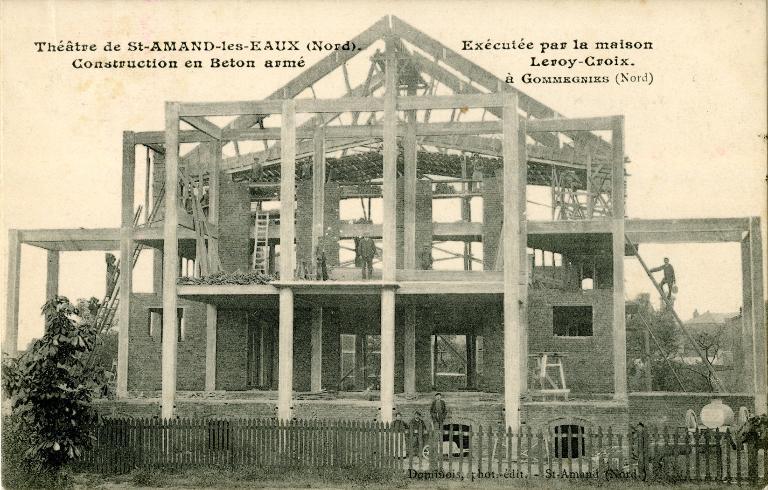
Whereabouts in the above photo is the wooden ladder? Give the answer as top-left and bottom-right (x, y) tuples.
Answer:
(529, 352), (570, 401)
(252, 212), (270, 273)
(626, 235), (725, 392)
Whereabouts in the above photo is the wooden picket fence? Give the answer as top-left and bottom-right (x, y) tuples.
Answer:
(76, 417), (766, 484)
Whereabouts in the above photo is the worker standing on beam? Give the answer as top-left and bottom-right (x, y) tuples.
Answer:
(650, 257), (676, 300)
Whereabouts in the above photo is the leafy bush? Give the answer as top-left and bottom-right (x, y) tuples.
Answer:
(2, 296), (105, 484)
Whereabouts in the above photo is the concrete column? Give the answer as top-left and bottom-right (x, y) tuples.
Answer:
(403, 87), (417, 270)
(311, 306), (323, 392)
(312, 125), (326, 257)
(117, 131), (135, 399)
(205, 141), (221, 392)
(4, 230), (21, 356)
(277, 99), (296, 421)
(741, 235), (755, 394)
(517, 120), (529, 395)
(404, 306), (416, 396)
(380, 287), (396, 422)
(278, 288), (294, 420)
(161, 103), (180, 419)
(749, 218), (767, 414)
(45, 250), (59, 300)
(381, 36), (397, 282)
(502, 92), (522, 430)
(611, 116), (627, 401)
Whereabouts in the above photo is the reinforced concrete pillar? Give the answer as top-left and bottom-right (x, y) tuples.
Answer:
(205, 141), (221, 392)
(4, 229), (21, 357)
(277, 99), (296, 421)
(310, 306), (323, 392)
(749, 218), (766, 414)
(403, 86), (417, 269)
(741, 235), (755, 394)
(278, 288), (294, 420)
(380, 287), (396, 422)
(611, 116), (627, 401)
(161, 104), (180, 419)
(45, 250), (59, 301)
(502, 92), (523, 430)
(117, 131), (135, 399)
(404, 306), (416, 396)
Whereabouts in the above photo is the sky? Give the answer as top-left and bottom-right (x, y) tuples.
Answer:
(1, 0), (766, 351)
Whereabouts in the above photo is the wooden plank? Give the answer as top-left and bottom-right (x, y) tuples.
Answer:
(397, 92), (504, 110)
(181, 116), (223, 139)
(296, 96), (384, 113)
(527, 116), (616, 133)
(179, 100), (284, 117)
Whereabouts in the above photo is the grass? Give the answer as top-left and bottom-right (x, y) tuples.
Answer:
(71, 466), (763, 489)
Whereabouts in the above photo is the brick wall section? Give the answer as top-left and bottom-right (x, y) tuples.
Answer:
(218, 173), (251, 273)
(127, 293), (206, 391)
(323, 183), (341, 266)
(482, 176), (502, 270)
(415, 180), (433, 265)
(296, 180), (312, 269)
(216, 309), (248, 390)
(528, 289), (614, 394)
(95, 396), (636, 431)
(396, 178), (433, 269)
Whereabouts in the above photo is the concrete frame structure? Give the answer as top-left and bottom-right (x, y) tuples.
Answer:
(4, 16), (766, 428)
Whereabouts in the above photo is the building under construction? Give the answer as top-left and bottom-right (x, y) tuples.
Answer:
(4, 16), (766, 431)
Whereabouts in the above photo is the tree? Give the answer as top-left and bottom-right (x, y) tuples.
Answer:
(2, 296), (105, 483)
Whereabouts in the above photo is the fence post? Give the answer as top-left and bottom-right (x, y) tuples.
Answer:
(747, 440), (758, 483)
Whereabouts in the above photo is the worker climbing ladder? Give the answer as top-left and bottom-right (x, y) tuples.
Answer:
(252, 212), (270, 273)
(625, 235), (726, 392)
(93, 205), (145, 335)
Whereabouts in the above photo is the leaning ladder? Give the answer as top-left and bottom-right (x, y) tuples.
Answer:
(94, 181), (168, 335)
(252, 212), (270, 273)
(626, 235), (725, 392)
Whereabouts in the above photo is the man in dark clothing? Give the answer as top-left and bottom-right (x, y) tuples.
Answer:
(650, 257), (676, 299)
(360, 234), (377, 279)
(429, 392), (448, 430)
(105, 253), (118, 297)
(392, 411), (408, 457)
(315, 242), (328, 281)
(419, 245), (433, 270)
(410, 411), (428, 456)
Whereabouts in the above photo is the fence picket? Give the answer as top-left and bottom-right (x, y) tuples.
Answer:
(76, 416), (768, 486)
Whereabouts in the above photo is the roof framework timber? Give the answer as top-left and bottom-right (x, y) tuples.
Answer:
(140, 15), (613, 187)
